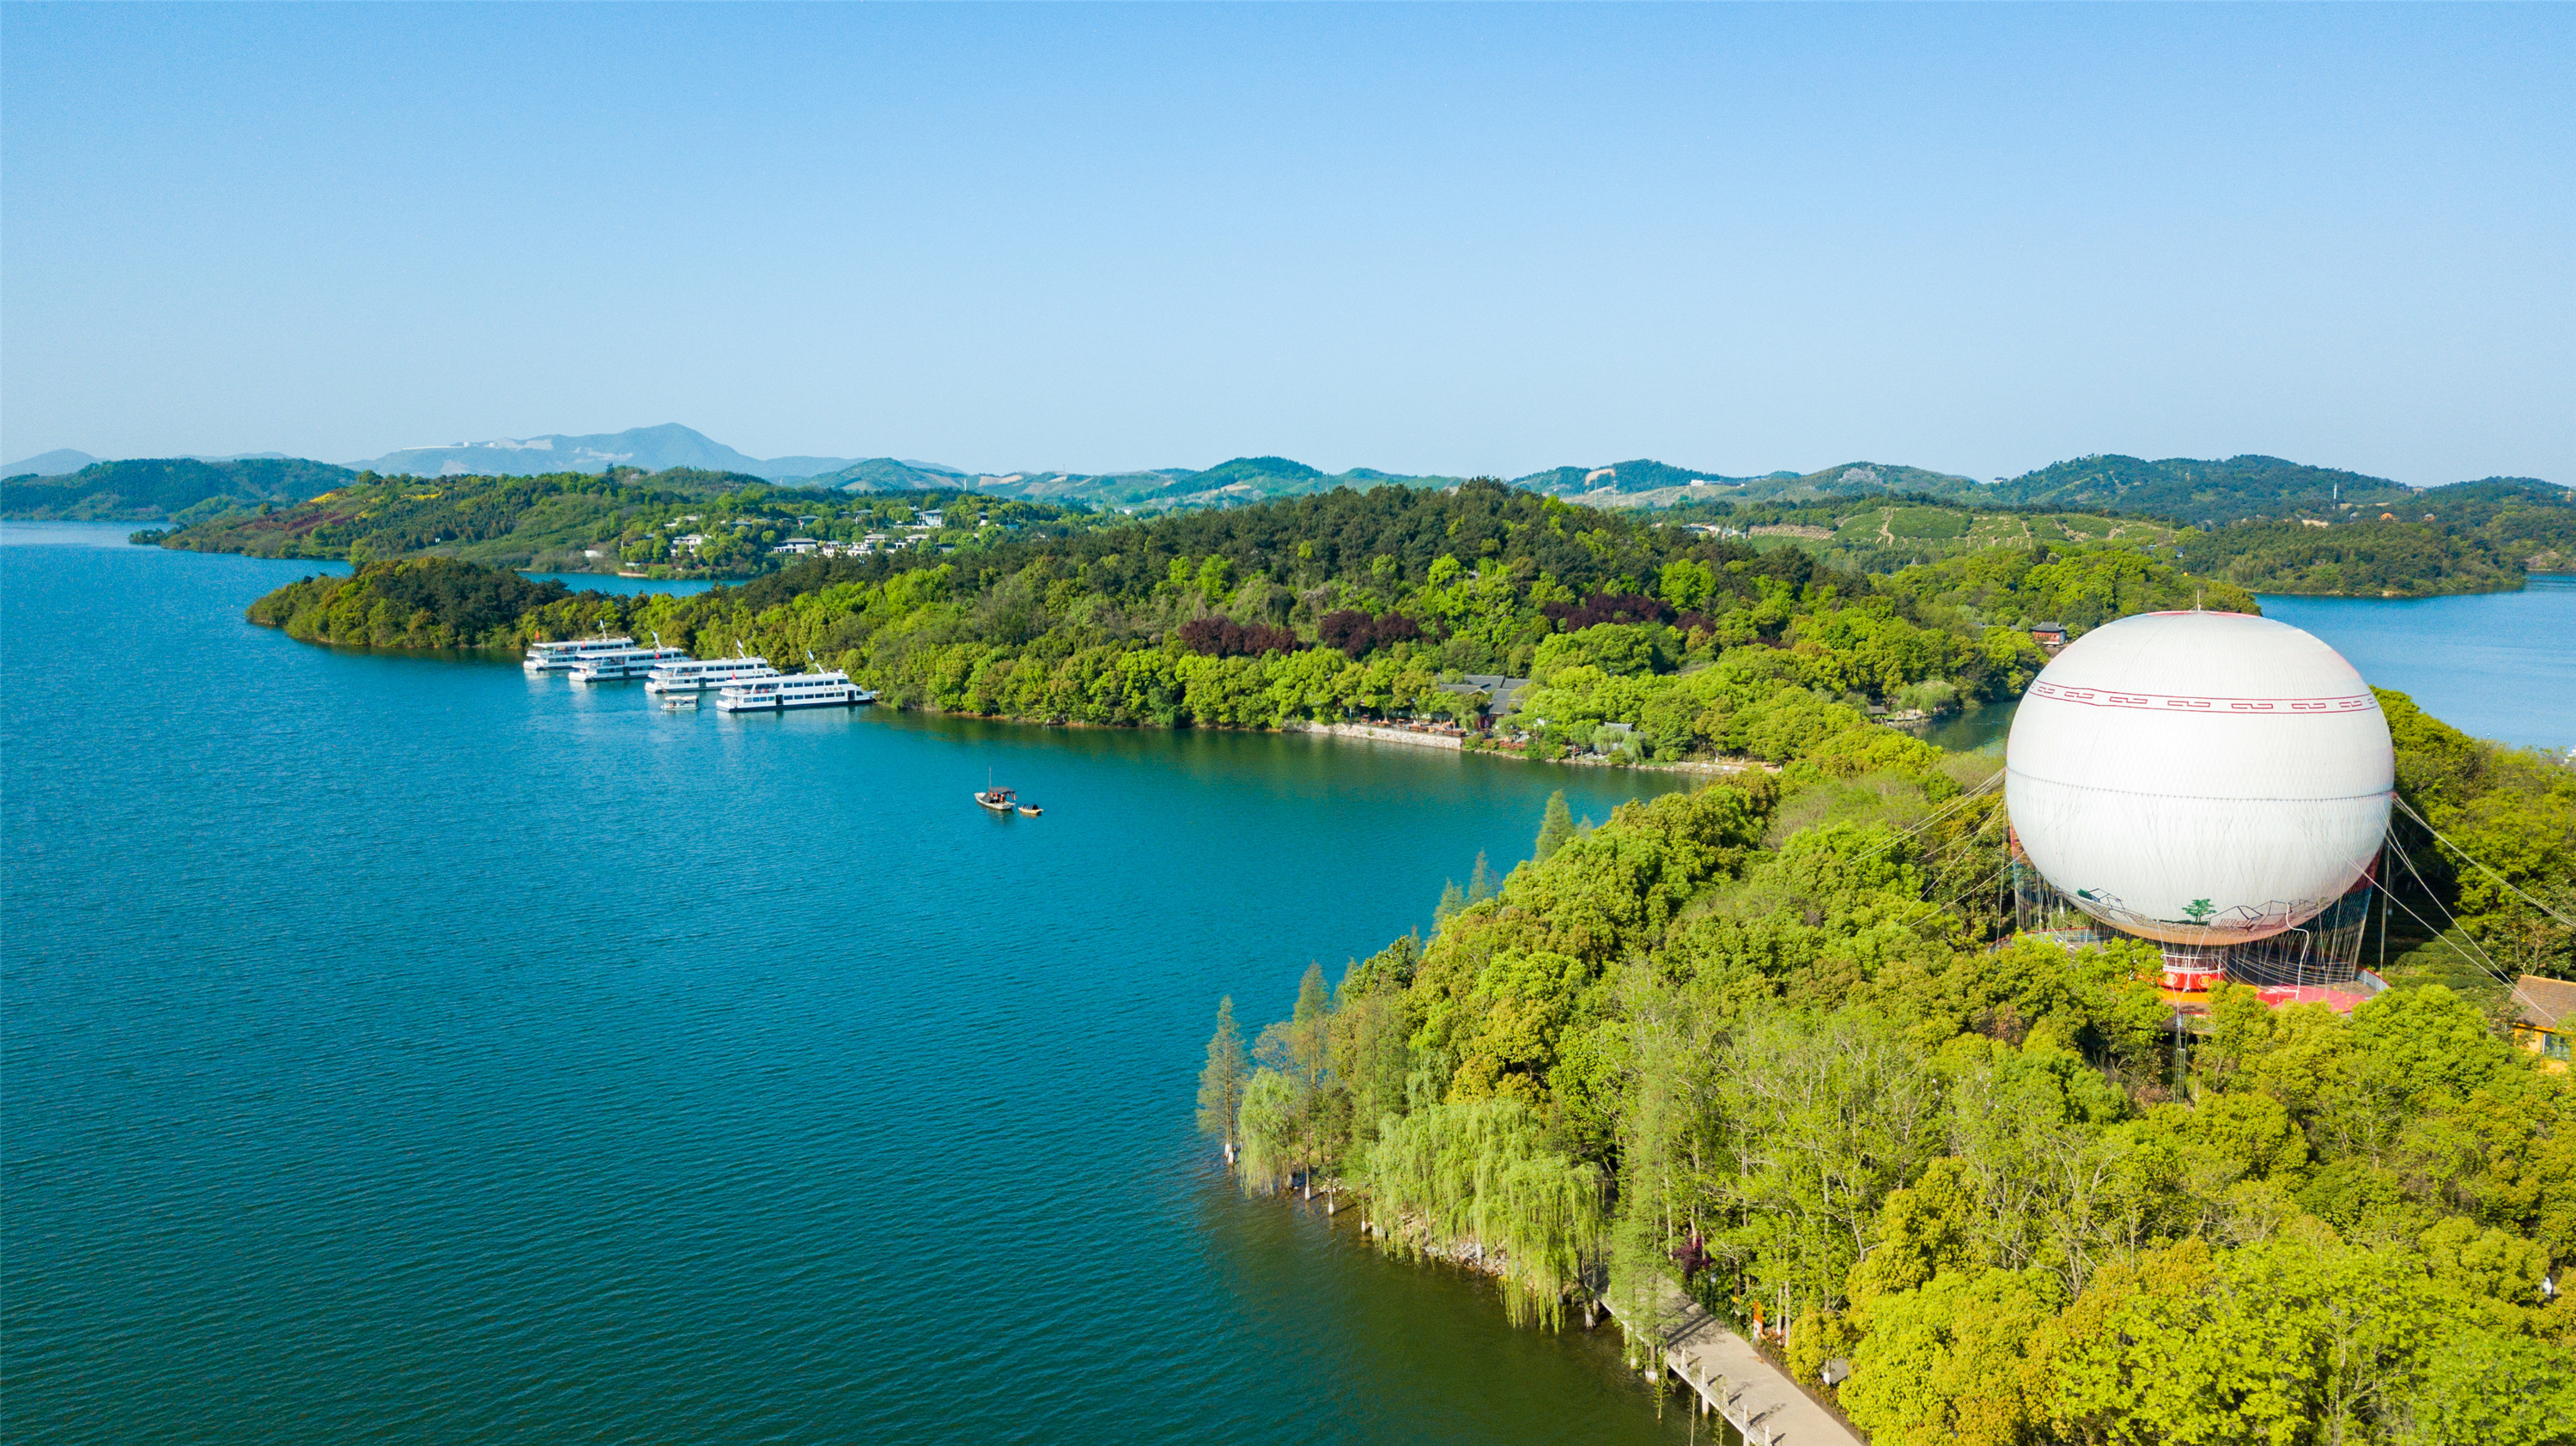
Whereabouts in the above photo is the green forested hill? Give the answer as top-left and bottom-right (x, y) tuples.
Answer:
(2173, 519), (2523, 597)
(1733, 459), (1988, 501)
(247, 480), (2257, 766)
(2, 457), (357, 520)
(800, 457), (975, 492)
(56, 440), (2569, 597)
(2417, 478), (2576, 573)
(155, 470), (1103, 577)
(1516, 459), (1773, 495)
(1650, 479), (2574, 596)
(1985, 453), (2415, 524)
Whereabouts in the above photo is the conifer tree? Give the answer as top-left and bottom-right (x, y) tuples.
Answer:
(1467, 850), (1498, 903)
(1534, 790), (1575, 861)
(1195, 996), (1248, 1152)
(1433, 878), (1465, 928)
(1289, 963), (1333, 1090)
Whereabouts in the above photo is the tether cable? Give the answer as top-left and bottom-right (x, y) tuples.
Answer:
(2393, 796), (2576, 931)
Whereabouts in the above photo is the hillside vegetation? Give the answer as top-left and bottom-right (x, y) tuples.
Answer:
(1202, 693), (2576, 1443)
(1655, 480), (2573, 597)
(150, 471), (1104, 578)
(2174, 520), (2523, 598)
(1981, 453), (2415, 524)
(2413, 478), (2576, 574)
(65, 440), (2570, 597)
(247, 482), (2259, 767)
(247, 557), (598, 648)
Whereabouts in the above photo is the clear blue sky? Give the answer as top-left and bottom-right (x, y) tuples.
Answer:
(3, 3), (2568, 483)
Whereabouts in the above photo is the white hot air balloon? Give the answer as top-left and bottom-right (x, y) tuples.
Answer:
(2005, 611), (2393, 958)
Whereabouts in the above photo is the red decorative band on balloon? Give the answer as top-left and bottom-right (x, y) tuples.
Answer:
(2027, 682), (2376, 714)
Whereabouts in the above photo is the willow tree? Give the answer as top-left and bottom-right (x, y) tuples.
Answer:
(1359, 1095), (1607, 1329)
(1235, 1069), (1305, 1195)
(1608, 981), (1728, 1355)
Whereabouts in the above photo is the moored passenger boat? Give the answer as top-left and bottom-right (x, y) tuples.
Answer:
(713, 670), (875, 712)
(644, 655), (781, 696)
(522, 635), (635, 673)
(568, 645), (692, 683)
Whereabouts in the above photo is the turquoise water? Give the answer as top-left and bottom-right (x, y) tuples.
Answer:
(1908, 575), (2576, 756)
(519, 570), (714, 596)
(2257, 574), (2576, 751)
(2, 524), (1702, 1445)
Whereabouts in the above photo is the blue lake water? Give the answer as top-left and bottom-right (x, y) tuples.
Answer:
(1911, 575), (2576, 756)
(519, 570), (714, 596)
(9, 524), (2567, 1443)
(2, 524), (1701, 1445)
(2257, 574), (2576, 751)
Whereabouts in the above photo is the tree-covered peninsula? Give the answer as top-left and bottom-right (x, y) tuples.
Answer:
(1200, 696), (2576, 1444)
(244, 480), (2254, 763)
(246, 558), (617, 648)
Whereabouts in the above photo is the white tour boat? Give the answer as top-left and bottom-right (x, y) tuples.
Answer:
(523, 635), (636, 674)
(567, 644), (692, 683)
(643, 655), (781, 696)
(713, 670), (878, 713)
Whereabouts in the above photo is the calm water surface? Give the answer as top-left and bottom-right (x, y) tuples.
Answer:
(519, 570), (714, 596)
(3, 524), (1704, 1445)
(1909, 576), (2576, 756)
(2258, 574), (2575, 750)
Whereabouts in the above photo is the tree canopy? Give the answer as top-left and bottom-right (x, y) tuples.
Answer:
(1209, 690), (2576, 1443)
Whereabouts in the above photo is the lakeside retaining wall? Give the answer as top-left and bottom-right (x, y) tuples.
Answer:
(1283, 721), (1463, 750)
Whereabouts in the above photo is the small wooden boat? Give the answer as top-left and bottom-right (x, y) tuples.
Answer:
(1016, 803), (1042, 817)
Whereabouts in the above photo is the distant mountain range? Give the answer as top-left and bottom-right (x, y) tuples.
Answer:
(6, 448), (100, 476)
(1, 447), (299, 477)
(5, 423), (2560, 529)
(342, 424), (860, 481)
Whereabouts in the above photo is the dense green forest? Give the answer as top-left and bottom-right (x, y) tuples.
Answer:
(1976, 453), (2416, 525)
(155, 471), (1105, 578)
(2413, 478), (2576, 574)
(2172, 519), (2524, 598)
(1550, 453), (2508, 525)
(2377, 693), (2576, 988)
(90, 445), (2570, 595)
(246, 482), (2257, 759)
(246, 557), (605, 648)
(1199, 692), (2576, 1445)
(1649, 478), (2571, 596)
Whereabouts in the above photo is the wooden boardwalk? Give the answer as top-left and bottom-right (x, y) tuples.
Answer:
(1601, 1283), (1860, 1446)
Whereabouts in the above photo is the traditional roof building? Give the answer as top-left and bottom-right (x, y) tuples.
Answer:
(2512, 975), (2576, 1070)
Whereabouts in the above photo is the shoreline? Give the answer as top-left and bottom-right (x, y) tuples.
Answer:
(904, 706), (1786, 777)
(1256, 1170), (1857, 1443)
